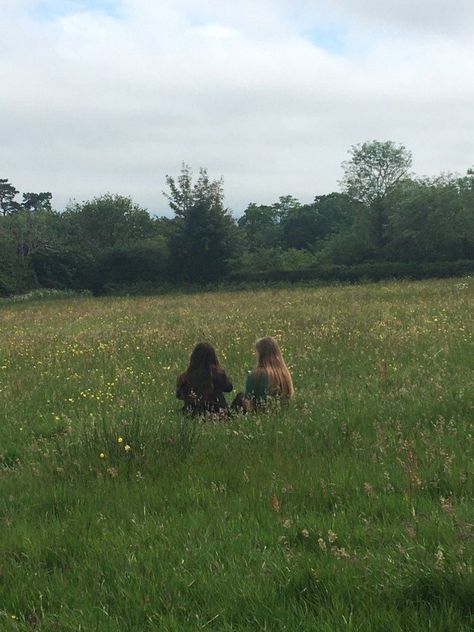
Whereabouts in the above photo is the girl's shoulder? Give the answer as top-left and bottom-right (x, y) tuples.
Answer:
(249, 368), (268, 380)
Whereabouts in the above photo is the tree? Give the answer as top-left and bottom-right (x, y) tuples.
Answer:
(0, 179), (20, 216)
(387, 174), (474, 262)
(281, 193), (356, 250)
(6, 206), (59, 260)
(238, 203), (281, 250)
(62, 194), (155, 254)
(0, 224), (16, 295)
(163, 163), (224, 218)
(164, 165), (240, 282)
(273, 195), (301, 221)
(341, 141), (413, 249)
(341, 141), (413, 205)
(22, 192), (52, 213)
(238, 196), (300, 251)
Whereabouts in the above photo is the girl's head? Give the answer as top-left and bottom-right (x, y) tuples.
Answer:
(188, 341), (219, 372)
(185, 342), (220, 397)
(255, 336), (294, 397)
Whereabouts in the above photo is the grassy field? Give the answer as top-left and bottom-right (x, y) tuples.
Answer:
(0, 279), (473, 631)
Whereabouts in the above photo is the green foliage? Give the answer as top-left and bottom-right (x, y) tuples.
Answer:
(63, 194), (155, 255)
(341, 140), (413, 206)
(1, 146), (474, 296)
(281, 193), (357, 250)
(31, 248), (97, 290)
(237, 247), (319, 273)
(22, 191), (52, 213)
(238, 202), (282, 249)
(319, 230), (376, 265)
(165, 165), (241, 282)
(0, 178), (20, 216)
(238, 196), (301, 251)
(387, 174), (474, 262)
(95, 239), (168, 293)
(340, 140), (413, 250)
(230, 260), (474, 283)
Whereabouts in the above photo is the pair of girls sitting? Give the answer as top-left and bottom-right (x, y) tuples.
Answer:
(176, 336), (294, 416)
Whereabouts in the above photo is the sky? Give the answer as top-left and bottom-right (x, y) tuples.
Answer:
(1, 0), (474, 216)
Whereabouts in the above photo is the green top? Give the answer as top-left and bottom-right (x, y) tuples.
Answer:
(245, 370), (269, 401)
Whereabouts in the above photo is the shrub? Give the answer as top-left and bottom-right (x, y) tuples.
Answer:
(229, 260), (474, 284)
(94, 241), (168, 294)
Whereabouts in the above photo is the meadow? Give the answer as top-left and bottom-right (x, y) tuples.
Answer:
(0, 278), (472, 631)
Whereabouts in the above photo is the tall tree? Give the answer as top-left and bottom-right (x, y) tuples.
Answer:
(0, 179), (20, 216)
(164, 165), (240, 282)
(341, 140), (413, 249)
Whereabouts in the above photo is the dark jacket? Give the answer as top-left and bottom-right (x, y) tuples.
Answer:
(176, 367), (233, 415)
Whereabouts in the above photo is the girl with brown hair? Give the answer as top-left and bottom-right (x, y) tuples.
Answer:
(176, 342), (233, 416)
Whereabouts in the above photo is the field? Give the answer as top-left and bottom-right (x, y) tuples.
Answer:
(0, 279), (473, 631)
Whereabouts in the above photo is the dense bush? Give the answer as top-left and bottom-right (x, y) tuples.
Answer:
(94, 241), (168, 294)
(230, 260), (474, 284)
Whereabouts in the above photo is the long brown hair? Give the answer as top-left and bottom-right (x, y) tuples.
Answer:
(179, 342), (220, 398)
(255, 336), (294, 397)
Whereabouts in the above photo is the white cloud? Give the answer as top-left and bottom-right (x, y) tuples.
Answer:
(0, 0), (473, 215)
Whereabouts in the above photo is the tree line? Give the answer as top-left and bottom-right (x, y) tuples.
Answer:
(1, 140), (473, 296)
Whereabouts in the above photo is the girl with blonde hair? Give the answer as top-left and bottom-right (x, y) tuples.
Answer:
(233, 336), (294, 410)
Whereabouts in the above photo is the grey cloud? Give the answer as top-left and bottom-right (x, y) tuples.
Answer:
(327, 0), (474, 35)
(1, 1), (473, 215)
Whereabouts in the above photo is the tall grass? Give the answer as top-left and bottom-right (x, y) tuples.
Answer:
(0, 278), (472, 630)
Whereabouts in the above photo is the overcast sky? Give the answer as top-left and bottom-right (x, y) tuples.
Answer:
(1, 0), (473, 216)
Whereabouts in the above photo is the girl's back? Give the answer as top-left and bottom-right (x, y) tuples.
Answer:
(176, 342), (233, 415)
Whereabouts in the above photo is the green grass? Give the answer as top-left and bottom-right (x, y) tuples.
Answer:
(0, 278), (473, 630)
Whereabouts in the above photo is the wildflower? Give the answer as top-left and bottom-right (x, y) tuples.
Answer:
(283, 519), (293, 529)
(363, 482), (374, 496)
(328, 529), (337, 543)
(117, 437), (123, 443)
(99, 452), (106, 459)
(318, 538), (327, 551)
(301, 529), (310, 538)
(124, 444), (131, 452)
(332, 546), (351, 560)
(435, 546), (445, 570)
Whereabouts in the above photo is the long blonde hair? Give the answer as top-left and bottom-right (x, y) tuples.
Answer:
(255, 336), (294, 398)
